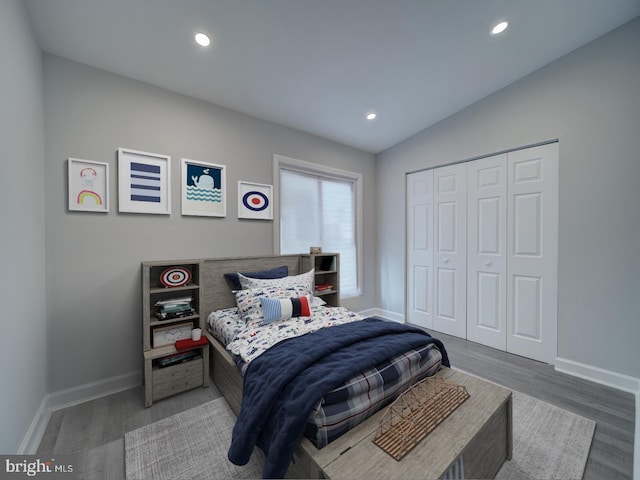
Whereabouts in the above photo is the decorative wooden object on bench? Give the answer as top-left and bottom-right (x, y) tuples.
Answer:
(373, 376), (470, 460)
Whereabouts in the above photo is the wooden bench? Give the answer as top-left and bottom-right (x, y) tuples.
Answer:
(322, 368), (512, 479)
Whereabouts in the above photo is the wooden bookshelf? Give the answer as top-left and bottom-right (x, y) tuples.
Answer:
(141, 259), (209, 407)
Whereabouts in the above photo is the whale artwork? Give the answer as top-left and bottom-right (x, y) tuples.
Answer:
(187, 166), (222, 203)
(191, 169), (215, 190)
(182, 160), (226, 217)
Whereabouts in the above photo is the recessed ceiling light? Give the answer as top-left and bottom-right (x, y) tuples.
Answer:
(195, 32), (211, 47)
(366, 112), (377, 120)
(491, 21), (509, 35)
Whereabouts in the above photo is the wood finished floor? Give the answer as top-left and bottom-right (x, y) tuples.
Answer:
(37, 333), (635, 480)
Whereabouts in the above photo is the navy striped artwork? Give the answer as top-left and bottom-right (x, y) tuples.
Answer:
(130, 162), (161, 203)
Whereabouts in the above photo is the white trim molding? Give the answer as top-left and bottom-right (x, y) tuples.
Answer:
(555, 357), (640, 394)
(17, 395), (52, 455)
(18, 371), (140, 454)
(361, 308), (405, 324)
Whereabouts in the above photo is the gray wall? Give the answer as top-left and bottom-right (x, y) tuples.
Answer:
(0, 0), (47, 452)
(43, 55), (376, 392)
(377, 18), (640, 379)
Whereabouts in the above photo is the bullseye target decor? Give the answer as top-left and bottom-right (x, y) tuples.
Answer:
(159, 266), (192, 288)
(238, 181), (273, 220)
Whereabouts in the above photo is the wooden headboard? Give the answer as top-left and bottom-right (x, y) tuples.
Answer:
(201, 254), (303, 318)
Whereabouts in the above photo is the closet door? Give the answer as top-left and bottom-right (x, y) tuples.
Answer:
(433, 163), (467, 338)
(406, 170), (434, 329)
(507, 143), (558, 364)
(467, 154), (507, 350)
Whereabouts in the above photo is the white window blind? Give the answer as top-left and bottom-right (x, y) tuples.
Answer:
(279, 168), (360, 297)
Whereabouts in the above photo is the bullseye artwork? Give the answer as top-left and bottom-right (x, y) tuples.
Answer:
(238, 181), (273, 220)
(159, 266), (192, 288)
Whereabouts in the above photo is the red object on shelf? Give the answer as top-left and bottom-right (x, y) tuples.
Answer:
(175, 337), (208, 351)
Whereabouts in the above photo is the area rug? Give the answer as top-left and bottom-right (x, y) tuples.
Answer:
(125, 391), (595, 480)
(495, 390), (595, 480)
(125, 397), (264, 480)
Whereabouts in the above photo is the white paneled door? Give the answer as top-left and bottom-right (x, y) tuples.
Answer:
(406, 143), (558, 364)
(507, 144), (558, 364)
(467, 154), (508, 350)
(406, 169), (434, 329)
(433, 163), (467, 338)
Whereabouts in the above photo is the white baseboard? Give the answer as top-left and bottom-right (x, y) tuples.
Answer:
(554, 357), (640, 394)
(18, 371), (141, 454)
(359, 308), (404, 323)
(17, 395), (52, 455)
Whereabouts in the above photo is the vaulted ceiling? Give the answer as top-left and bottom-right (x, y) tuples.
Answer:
(25, 0), (640, 153)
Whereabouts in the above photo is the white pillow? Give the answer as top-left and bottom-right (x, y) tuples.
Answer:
(237, 269), (327, 307)
(235, 284), (311, 323)
(238, 268), (314, 292)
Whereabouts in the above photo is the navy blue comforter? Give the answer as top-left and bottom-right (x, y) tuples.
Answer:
(227, 318), (449, 478)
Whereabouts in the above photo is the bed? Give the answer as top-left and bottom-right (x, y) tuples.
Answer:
(199, 254), (449, 478)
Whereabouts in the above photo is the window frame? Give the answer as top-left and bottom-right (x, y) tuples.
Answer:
(273, 154), (363, 298)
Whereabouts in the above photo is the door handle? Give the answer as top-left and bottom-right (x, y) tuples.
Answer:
(485, 260), (493, 267)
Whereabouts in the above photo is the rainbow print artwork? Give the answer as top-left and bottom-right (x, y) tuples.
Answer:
(77, 189), (103, 206)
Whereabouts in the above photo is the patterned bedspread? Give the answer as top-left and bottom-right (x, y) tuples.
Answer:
(228, 305), (365, 364)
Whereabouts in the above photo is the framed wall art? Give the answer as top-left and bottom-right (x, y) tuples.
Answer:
(238, 181), (273, 220)
(68, 158), (109, 213)
(181, 158), (226, 217)
(118, 148), (171, 214)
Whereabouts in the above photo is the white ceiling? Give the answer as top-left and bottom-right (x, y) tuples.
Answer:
(25, 0), (640, 153)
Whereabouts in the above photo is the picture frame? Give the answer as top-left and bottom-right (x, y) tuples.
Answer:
(152, 321), (193, 348)
(238, 181), (273, 220)
(68, 158), (109, 213)
(118, 148), (171, 214)
(181, 158), (226, 217)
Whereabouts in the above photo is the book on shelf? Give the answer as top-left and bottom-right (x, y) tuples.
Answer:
(155, 297), (192, 308)
(154, 296), (194, 319)
(155, 350), (198, 368)
(155, 308), (195, 320)
(315, 284), (333, 291)
(160, 303), (192, 313)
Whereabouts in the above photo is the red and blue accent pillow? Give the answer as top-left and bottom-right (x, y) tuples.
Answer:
(260, 296), (311, 324)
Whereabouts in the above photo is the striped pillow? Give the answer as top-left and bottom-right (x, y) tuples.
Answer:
(260, 296), (311, 324)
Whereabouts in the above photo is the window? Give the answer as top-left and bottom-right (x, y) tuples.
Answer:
(274, 155), (362, 297)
